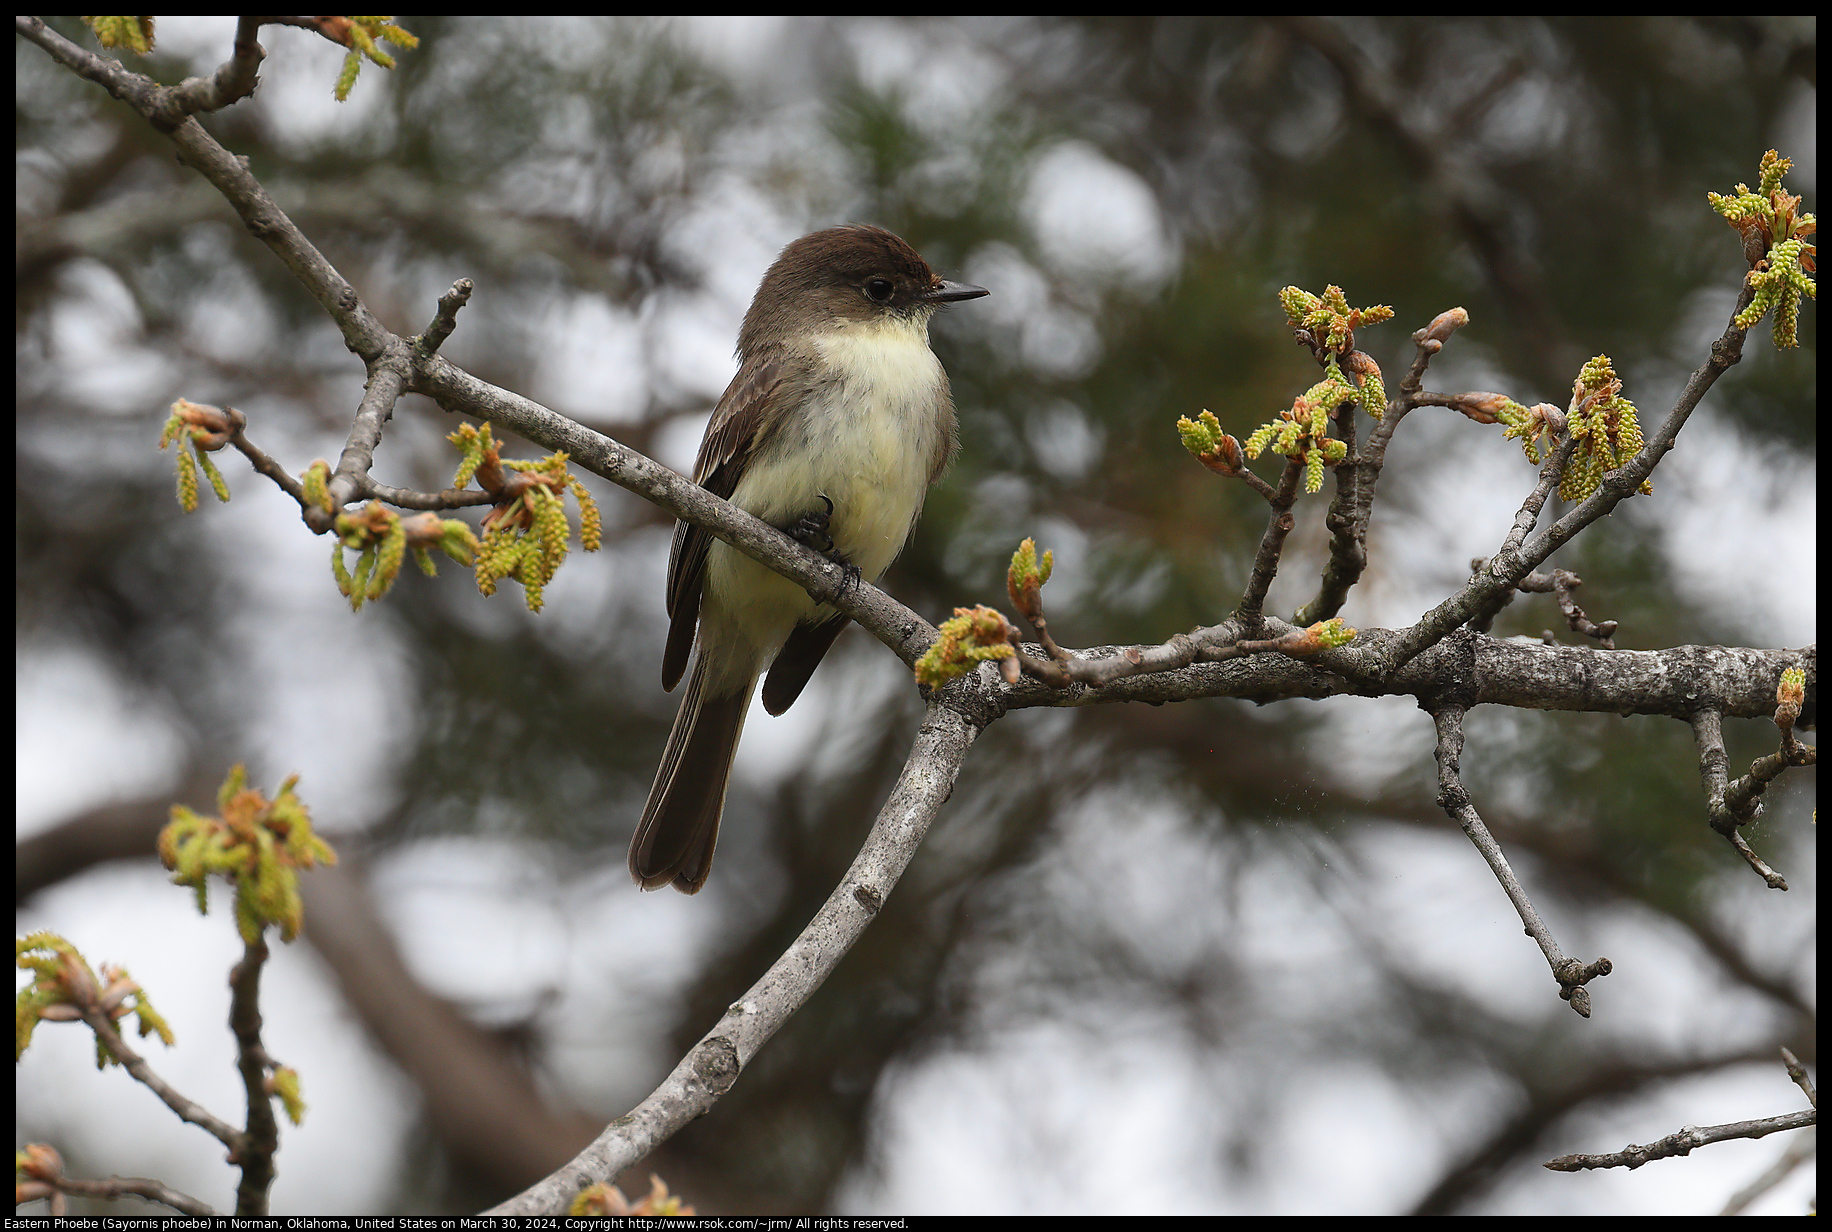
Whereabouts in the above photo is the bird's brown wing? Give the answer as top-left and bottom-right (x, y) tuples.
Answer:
(661, 354), (787, 690)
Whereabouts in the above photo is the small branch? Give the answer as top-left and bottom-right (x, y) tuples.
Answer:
(155, 16), (266, 120)
(1230, 463), (1281, 502)
(485, 702), (983, 1215)
(224, 405), (495, 520)
(1295, 307), (1468, 626)
(1510, 282), (1754, 580)
(352, 479), (498, 510)
(1431, 705), (1611, 1016)
(313, 355), (414, 531)
(417, 278), (475, 357)
(1398, 308), (1468, 398)
(1488, 434), (1576, 566)
(21, 1170), (216, 1217)
(1295, 404), (1363, 624)
(78, 1008), (244, 1152)
(1013, 596), (1073, 672)
(1547, 568), (1617, 646)
(1236, 458), (1305, 628)
(1409, 389), (1519, 424)
(1544, 1108), (1815, 1172)
(1690, 708), (1788, 889)
(220, 407), (306, 506)
(1188, 435), (1278, 500)
(1467, 561), (1618, 647)
(1395, 435), (1577, 665)
(1003, 619), (1258, 690)
(1725, 669), (1817, 818)
(1391, 284), (1754, 681)
(1780, 1047), (1816, 1110)
(1000, 546), (1257, 691)
(229, 936), (280, 1217)
(13, 16), (263, 127)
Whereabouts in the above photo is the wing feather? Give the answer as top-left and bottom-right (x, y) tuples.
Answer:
(661, 355), (787, 689)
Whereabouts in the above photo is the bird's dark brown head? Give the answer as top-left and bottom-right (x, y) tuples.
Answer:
(739, 224), (986, 355)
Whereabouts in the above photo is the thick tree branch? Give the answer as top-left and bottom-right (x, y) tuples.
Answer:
(412, 354), (941, 669)
(485, 701), (982, 1215)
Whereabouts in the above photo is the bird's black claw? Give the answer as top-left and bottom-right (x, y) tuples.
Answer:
(786, 493), (836, 554)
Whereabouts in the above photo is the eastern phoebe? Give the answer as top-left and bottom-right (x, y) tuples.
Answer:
(629, 224), (988, 893)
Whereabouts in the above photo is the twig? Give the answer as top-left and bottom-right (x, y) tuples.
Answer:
(1236, 457), (1306, 627)
(1297, 308), (1469, 625)
(315, 359), (415, 532)
(78, 1008), (243, 1151)
(1294, 403), (1364, 625)
(1780, 1047), (1816, 1110)
(1431, 704), (1611, 1016)
(226, 407), (496, 517)
(220, 407), (306, 506)
(1467, 561), (1618, 647)
(418, 278), (474, 357)
(1544, 1108), (1815, 1172)
(1690, 708), (1788, 889)
(354, 480), (498, 511)
(24, 1171), (216, 1217)
(1725, 664), (1817, 818)
(21, 1166), (214, 1217)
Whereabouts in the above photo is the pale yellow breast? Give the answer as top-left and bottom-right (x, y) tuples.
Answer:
(703, 316), (950, 662)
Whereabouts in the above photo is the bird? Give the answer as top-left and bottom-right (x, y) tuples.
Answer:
(629, 224), (987, 893)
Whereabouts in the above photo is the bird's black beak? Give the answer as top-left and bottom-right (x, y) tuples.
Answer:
(925, 279), (989, 303)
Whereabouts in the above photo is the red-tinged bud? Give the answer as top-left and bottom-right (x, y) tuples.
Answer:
(1528, 403), (1566, 436)
(57, 951), (99, 1008)
(19, 1143), (63, 1181)
(1216, 432), (1244, 472)
(1453, 392), (1511, 424)
(1413, 307), (1469, 345)
(97, 968), (142, 1016)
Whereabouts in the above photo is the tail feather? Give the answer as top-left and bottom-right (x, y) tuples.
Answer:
(629, 656), (752, 893)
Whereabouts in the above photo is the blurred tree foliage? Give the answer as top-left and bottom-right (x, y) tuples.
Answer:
(16, 16), (1814, 1215)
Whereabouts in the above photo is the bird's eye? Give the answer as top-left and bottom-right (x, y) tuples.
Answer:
(863, 277), (895, 304)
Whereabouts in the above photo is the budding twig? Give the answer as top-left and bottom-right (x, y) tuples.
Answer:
(1689, 707), (1789, 890)
(1724, 665), (1816, 825)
